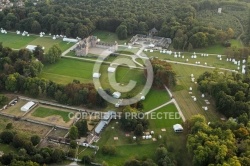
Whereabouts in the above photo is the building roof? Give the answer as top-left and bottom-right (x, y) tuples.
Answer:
(95, 121), (107, 134)
(63, 38), (78, 43)
(21, 101), (35, 112)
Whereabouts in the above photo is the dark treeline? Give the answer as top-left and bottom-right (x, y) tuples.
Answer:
(0, 0), (245, 49)
(0, 43), (107, 108)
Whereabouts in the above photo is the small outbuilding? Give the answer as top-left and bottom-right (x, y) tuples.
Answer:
(63, 38), (78, 43)
(21, 101), (35, 112)
(173, 124), (183, 132)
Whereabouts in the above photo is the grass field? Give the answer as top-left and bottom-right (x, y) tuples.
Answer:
(0, 32), (74, 52)
(92, 30), (130, 44)
(171, 64), (223, 121)
(28, 37), (74, 52)
(146, 50), (241, 70)
(48, 128), (68, 138)
(0, 33), (37, 48)
(31, 106), (71, 122)
(0, 115), (51, 137)
(148, 103), (182, 132)
(142, 88), (170, 112)
(95, 119), (191, 166)
(40, 58), (94, 84)
(77, 147), (96, 159)
(41, 58), (146, 97)
(12, 121), (51, 137)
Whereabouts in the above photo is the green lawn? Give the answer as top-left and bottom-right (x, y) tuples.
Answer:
(96, 143), (158, 166)
(0, 143), (18, 154)
(171, 64), (222, 121)
(78, 147), (96, 159)
(142, 88), (170, 112)
(40, 58), (146, 98)
(0, 32), (37, 49)
(92, 30), (130, 44)
(40, 58), (94, 84)
(27, 37), (74, 52)
(95, 117), (191, 166)
(146, 51), (240, 70)
(148, 104), (182, 132)
(31, 107), (71, 122)
(0, 32), (74, 52)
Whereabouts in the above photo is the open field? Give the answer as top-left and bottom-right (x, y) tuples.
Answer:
(78, 147), (96, 159)
(142, 88), (170, 112)
(12, 120), (51, 137)
(28, 37), (74, 52)
(0, 33), (37, 48)
(0, 32), (74, 52)
(31, 107), (71, 122)
(146, 50), (242, 70)
(41, 58), (146, 97)
(99, 63), (145, 97)
(148, 103), (182, 132)
(48, 128), (68, 138)
(171, 64), (223, 121)
(27, 105), (75, 127)
(1, 100), (28, 117)
(39, 58), (94, 84)
(95, 120), (191, 166)
(92, 30), (130, 44)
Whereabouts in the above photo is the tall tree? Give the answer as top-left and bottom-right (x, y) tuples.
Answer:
(45, 44), (62, 64)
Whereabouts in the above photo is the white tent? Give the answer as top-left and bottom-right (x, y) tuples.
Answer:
(93, 73), (101, 78)
(63, 38), (78, 43)
(173, 124), (183, 132)
(113, 92), (121, 99)
(21, 101), (35, 112)
(108, 67), (116, 73)
(140, 96), (145, 100)
(26, 45), (37, 52)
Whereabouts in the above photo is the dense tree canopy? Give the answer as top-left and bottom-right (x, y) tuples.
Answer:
(197, 69), (250, 118)
(187, 114), (250, 166)
(0, 0), (244, 49)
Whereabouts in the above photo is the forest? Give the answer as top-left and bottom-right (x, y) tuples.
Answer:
(0, 0), (249, 50)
